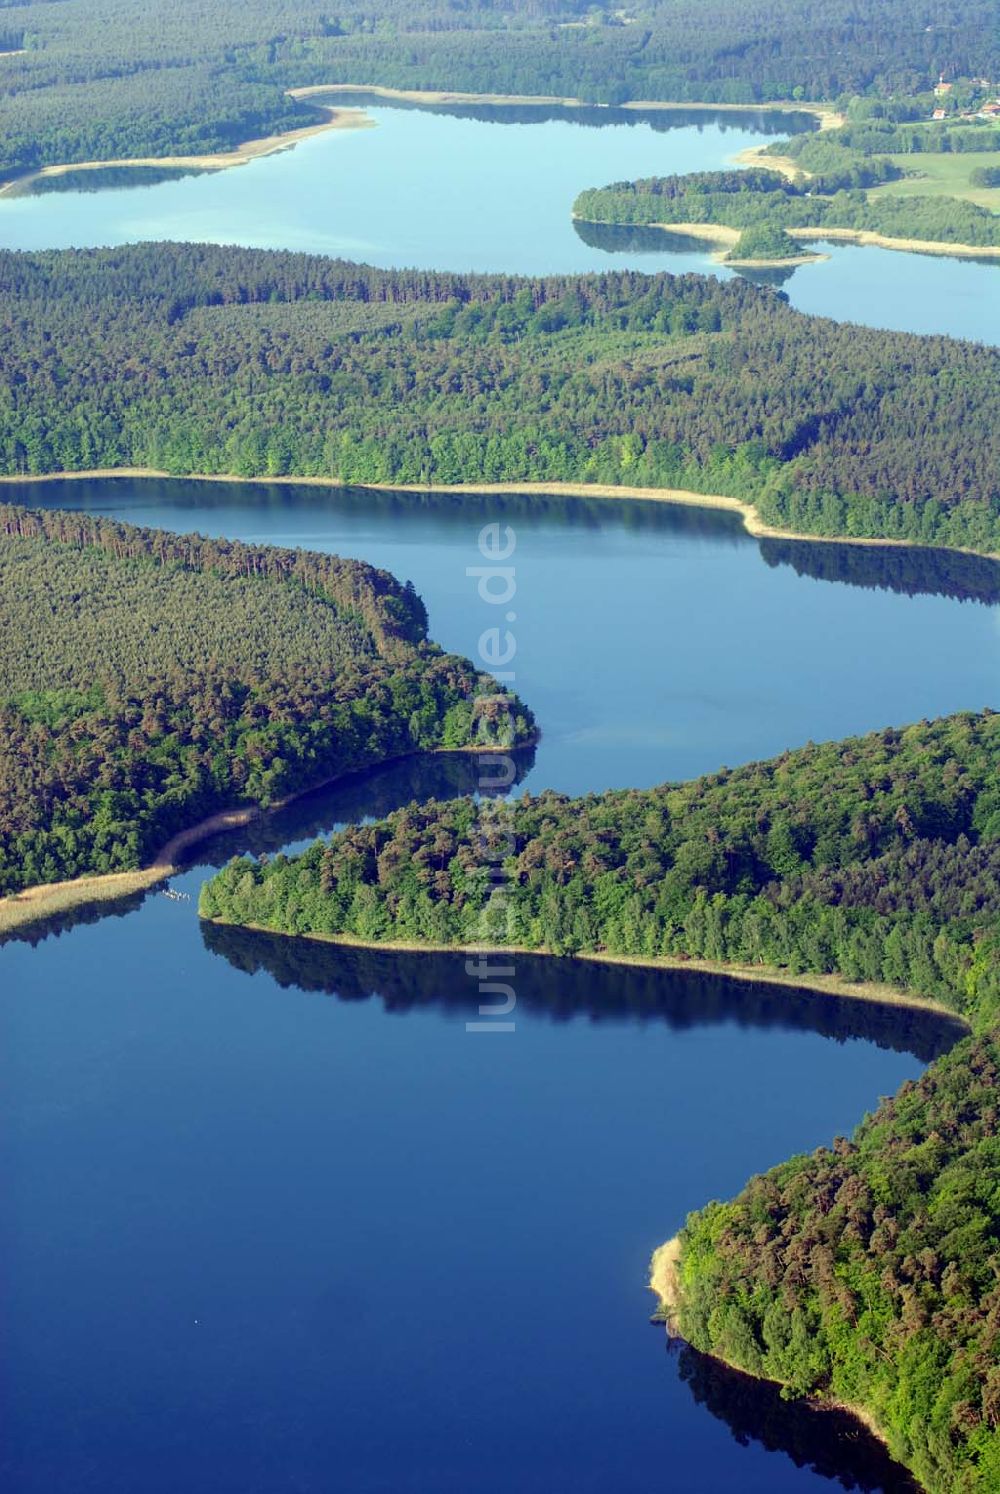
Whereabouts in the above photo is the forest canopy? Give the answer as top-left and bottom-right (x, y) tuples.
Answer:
(201, 708), (1000, 1492)
(3, 243), (1000, 555)
(201, 711), (1000, 1031)
(673, 1033), (1000, 1493)
(0, 504), (533, 895)
(573, 167), (1000, 250)
(574, 99), (1000, 263)
(728, 222), (803, 261)
(1, 0), (997, 177)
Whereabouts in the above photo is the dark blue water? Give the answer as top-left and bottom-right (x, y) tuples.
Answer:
(12, 478), (999, 795)
(3, 89), (996, 1492)
(1, 477), (988, 1492)
(2, 889), (950, 1494)
(1, 98), (997, 343)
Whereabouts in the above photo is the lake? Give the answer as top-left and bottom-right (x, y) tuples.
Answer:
(1, 476), (993, 1493)
(11, 477), (1000, 797)
(1, 94), (998, 344)
(2, 91), (998, 1493)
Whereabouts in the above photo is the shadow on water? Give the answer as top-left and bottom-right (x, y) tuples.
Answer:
(12, 472), (750, 544)
(194, 740), (537, 868)
(0, 97), (816, 202)
(3, 165), (210, 198)
(672, 1341), (921, 1493)
(572, 216), (802, 287)
(733, 261), (803, 290)
(200, 924), (965, 1064)
(201, 908), (962, 1490)
(0, 746), (536, 950)
(0, 889), (151, 950)
(759, 536), (1000, 606)
(324, 92), (817, 137)
(806, 236), (1000, 276)
(17, 474), (1000, 605)
(574, 216), (724, 258)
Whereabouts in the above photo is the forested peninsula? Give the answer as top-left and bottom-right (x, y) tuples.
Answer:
(661, 1034), (1000, 1494)
(0, 504), (532, 899)
(2, 0), (995, 180)
(201, 710), (1000, 1490)
(3, 244), (1000, 555)
(201, 712), (1000, 1029)
(574, 97), (1000, 260)
(574, 166), (1000, 258)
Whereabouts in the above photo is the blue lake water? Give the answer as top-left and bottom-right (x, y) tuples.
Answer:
(1, 96), (998, 344)
(1, 93), (997, 1493)
(2, 476), (991, 1493)
(12, 478), (1000, 798)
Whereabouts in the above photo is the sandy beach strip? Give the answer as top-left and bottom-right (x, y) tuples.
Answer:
(0, 104), (371, 197)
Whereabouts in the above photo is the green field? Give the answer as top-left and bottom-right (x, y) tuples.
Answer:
(870, 147), (1000, 210)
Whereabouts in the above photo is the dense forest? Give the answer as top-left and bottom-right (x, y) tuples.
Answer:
(1, 0), (997, 177)
(574, 167), (1000, 250)
(6, 5), (1000, 1488)
(202, 710), (1000, 1490)
(0, 504), (532, 895)
(201, 711), (1000, 1030)
(729, 222), (805, 262)
(672, 1034), (1000, 1493)
(3, 243), (1000, 554)
(575, 93), (1000, 257)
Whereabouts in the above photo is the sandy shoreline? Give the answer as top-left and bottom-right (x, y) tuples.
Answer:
(729, 140), (1000, 261)
(649, 1233), (896, 1453)
(731, 143), (805, 179)
(291, 82), (841, 128)
(0, 807), (259, 936)
(641, 218), (826, 267)
(579, 207), (1000, 263)
(0, 104), (371, 197)
(0, 746), (500, 937)
(3, 468), (995, 564)
(649, 1238), (683, 1325)
(608, 189), (1000, 262)
(791, 224), (1000, 259)
(202, 918), (968, 1025)
(726, 251), (823, 267)
(0, 83), (839, 197)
